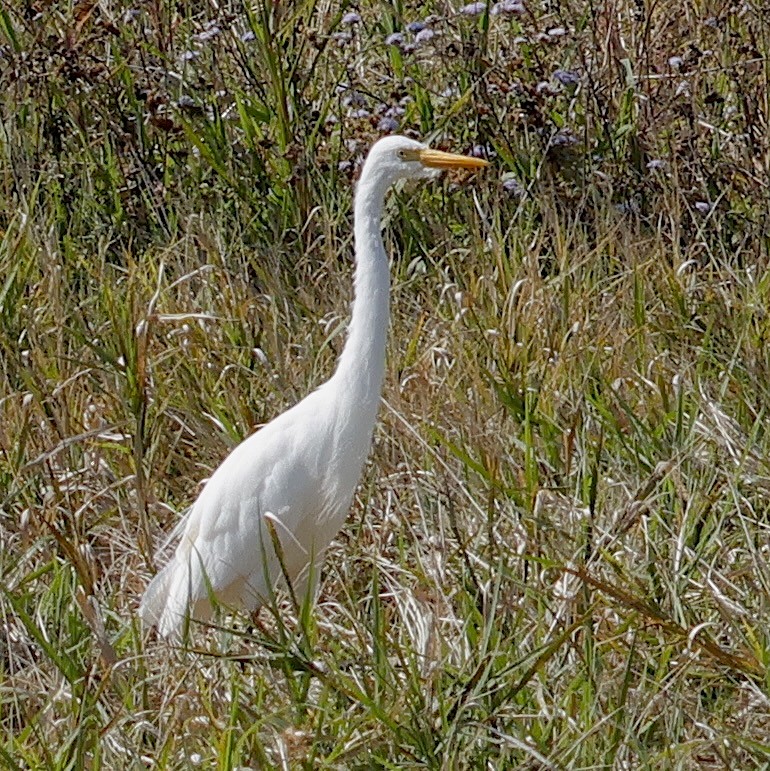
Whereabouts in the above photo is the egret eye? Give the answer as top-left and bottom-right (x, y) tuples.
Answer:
(397, 149), (408, 160)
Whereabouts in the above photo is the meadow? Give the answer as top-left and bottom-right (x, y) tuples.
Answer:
(1, 0), (770, 767)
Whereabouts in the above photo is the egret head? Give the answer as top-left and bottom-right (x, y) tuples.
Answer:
(361, 135), (488, 188)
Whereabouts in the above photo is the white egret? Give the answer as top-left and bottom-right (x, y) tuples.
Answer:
(140, 135), (488, 638)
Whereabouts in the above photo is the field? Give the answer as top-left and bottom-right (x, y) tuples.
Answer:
(1, 0), (770, 767)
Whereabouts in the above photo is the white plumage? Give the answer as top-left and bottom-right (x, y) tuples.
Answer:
(139, 136), (487, 638)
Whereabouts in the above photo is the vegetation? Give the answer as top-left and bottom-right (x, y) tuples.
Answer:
(1, 0), (769, 766)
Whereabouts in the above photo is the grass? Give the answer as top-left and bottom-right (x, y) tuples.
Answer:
(1, 0), (770, 766)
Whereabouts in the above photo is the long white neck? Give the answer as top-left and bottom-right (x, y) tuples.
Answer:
(331, 169), (392, 428)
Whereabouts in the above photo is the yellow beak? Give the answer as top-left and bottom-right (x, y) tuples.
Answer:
(417, 148), (489, 170)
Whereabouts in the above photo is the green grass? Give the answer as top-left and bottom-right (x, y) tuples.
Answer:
(2, 0), (770, 766)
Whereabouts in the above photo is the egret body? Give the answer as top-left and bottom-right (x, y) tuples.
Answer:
(140, 136), (487, 638)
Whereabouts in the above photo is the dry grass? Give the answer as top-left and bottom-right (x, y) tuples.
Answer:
(1, 0), (770, 767)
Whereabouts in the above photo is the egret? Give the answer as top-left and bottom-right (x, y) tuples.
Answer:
(140, 135), (488, 638)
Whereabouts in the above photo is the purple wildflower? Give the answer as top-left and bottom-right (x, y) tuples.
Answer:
(378, 117), (399, 133)
(342, 91), (366, 107)
(502, 177), (526, 197)
(491, 0), (524, 14)
(406, 21), (427, 33)
(194, 25), (221, 42)
(553, 69), (580, 87)
(459, 2), (487, 15)
(551, 130), (578, 148)
(385, 105), (406, 117)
